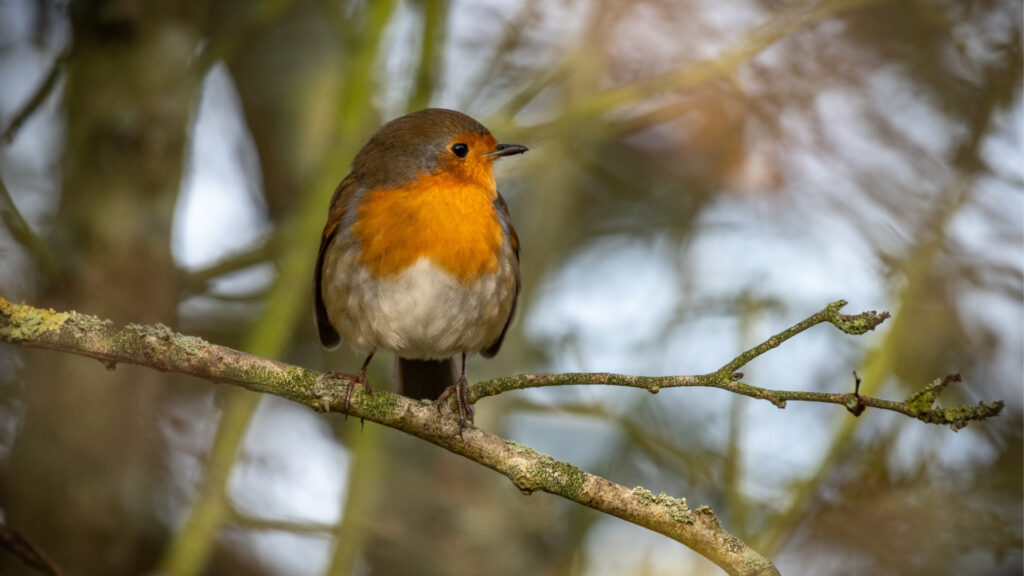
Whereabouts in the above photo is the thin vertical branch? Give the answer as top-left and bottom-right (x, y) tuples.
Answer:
(323, 424), (385, 575)
(156, 3), (401, 573)
(407, 0), (448, 111)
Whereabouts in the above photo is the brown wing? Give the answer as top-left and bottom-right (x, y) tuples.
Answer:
(481, 192), (520, 358)
(313, 175), (361, 348)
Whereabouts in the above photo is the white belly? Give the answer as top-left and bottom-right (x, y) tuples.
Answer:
(322, 242), (517, 359)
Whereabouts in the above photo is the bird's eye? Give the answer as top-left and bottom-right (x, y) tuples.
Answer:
(451, 143), (469, 158)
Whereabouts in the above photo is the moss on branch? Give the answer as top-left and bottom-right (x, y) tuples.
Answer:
(0, 296), (781, 576)
(0, 295), (1006, 574)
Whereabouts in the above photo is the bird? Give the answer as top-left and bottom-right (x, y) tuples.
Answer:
(313, 108), (527, 430)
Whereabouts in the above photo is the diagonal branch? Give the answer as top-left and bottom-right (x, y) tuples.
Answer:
(0, 175), (58, 275)
(0, 521), (70, 576)
(495, 0), (893, 139)
(178, 237), (273, 296)
(0, 297), (779, 576)
(1, 46), (71, 145)
(0, 297), (1006, 572)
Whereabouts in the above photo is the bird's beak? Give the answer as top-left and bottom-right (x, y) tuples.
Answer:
(485, 143), (529, 158)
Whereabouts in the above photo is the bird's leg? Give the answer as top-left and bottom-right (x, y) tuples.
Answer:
(453, 353), (473, 432)
(435, 353), (474, 433)
(343, 352), (375, 416)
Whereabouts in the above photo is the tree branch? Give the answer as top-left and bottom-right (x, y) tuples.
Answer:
(0, 296), (780, 576)
(496, 0), (892, 138)
(0, 174), (58, 276)
(0, 297), (1005, 573)
(0, 521), (69, 576)
(228, 505), (335, 536)
(469, 301), (1002, 430)
(1, 45), (71, 145)
(178, 237), (272, 296)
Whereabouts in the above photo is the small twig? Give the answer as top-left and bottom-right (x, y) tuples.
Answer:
(847, 371), (866, 416)
(471, 300), (876, 399)
(0, 522), (70, 576)
(179, 238), (273, 295)
(0, 174), (59, 275)
(471, 371), (1001, 430)
(715, 300), (890, 380)
(228, 506), (336, 535)
(469, 301), (1001, 430)
(901, 373), (1001, 431)
(1, 45), (71, 144)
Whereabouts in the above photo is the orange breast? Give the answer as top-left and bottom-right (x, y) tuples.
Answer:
(352, 170), (504, 284)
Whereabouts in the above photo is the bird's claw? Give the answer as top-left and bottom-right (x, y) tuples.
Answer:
(342, 372), (373, 422)
(436, 375), (474, 435)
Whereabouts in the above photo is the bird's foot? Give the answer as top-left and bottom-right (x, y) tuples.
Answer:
(436, 374), (474, 435)
(315, 370), (373, 421)
(344, 370), (373, 418)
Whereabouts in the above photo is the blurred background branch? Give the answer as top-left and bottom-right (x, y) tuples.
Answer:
(0, 522), (68, 576)
(0, 174), (56, 276)
(0, 44), (69, 144)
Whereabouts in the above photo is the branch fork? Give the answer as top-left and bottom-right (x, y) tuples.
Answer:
(0, 297), (1006, 575)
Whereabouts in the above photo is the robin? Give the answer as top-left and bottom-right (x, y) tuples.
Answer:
(313, 108), (527, 429)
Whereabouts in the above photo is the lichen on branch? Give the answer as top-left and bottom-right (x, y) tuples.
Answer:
(0, 296), (781, 576)
(0, 296), (1006, 574)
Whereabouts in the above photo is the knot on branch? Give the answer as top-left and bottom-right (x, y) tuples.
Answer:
(825, 300), (890, 335)
(904, 374), (1005, 431)
(845, 371), (866, 416)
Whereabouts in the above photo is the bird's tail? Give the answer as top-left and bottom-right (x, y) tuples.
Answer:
(395, 357), (456, 400)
